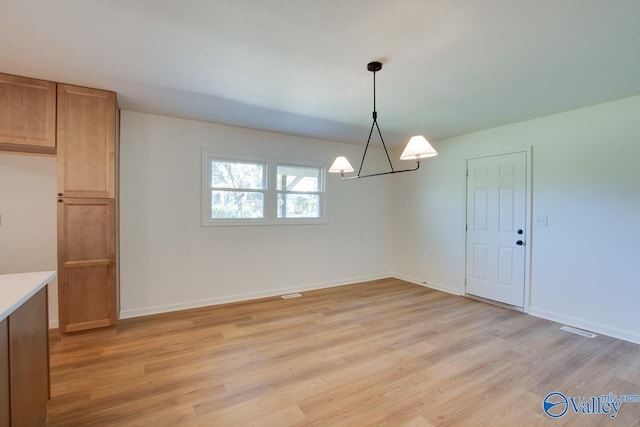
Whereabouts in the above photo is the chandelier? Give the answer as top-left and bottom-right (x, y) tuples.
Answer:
(329, 61), (437, 179)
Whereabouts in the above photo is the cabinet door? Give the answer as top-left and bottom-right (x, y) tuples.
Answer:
(0, 73), (56, 154)
(57, 84), (116, 198)
(58, 198), (116, 333)
(0, 318), (9, 427)
(8, 288), (49, 426)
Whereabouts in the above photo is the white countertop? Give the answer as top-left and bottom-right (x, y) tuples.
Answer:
(0, 271), (57, 321)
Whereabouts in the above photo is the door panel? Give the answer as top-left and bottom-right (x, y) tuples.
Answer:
(58, 198), (116, 332)
(65, 204), (110, 261)
(473, 244), (488, 281)
(474, 188), (488, 230)
(64, 265), (115, 332)
(498, 246), (515, 285)
(466, 152), (526, 307)
(57, 84), (116, 198)
(498, 186), (515, 231)
(0, 73), (56, 153)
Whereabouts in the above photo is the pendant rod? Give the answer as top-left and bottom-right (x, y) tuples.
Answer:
(373, 68), (377, 119)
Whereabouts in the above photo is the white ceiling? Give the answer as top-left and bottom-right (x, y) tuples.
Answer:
(1, 0), (640, 147)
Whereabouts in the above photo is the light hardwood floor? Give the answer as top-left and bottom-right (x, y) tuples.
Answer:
(47, 278), (640, 426)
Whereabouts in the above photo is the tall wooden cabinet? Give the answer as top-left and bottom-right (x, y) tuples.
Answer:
(57, 84), (119, 333)
(1, 73), (120, 334)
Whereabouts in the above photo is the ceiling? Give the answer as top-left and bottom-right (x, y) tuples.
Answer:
(1, 0), (640, 147)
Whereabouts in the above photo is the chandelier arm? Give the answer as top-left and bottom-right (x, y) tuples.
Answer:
(374, 120), (395, 172)
(342, 162), (420, 180)
(357, 119), (377, 177)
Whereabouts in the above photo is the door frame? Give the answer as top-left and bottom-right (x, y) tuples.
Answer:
(463, 146), (533, 312)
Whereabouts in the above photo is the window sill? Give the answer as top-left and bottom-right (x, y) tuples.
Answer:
(201, 218), (328, 227)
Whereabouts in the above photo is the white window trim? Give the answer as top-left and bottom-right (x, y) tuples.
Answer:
(202, 149), (328, 226)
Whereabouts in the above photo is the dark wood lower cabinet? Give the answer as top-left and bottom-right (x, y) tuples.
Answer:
(0, 318), (9, 427)
(3, 287), (49, 426)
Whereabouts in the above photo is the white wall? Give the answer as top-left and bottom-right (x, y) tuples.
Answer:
(392, 95), (640, 344)
(120, 111), (393, 318)
(4, 96), (638, 344)
(0, 153), (58, 326)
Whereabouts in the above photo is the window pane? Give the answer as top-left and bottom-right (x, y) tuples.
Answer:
(277, 193), (320, 218)
(277, 165), (319, 191)
(212, 190), (264, 219)
(211, 160), (265, 189)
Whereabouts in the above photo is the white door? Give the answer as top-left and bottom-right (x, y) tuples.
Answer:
(466, 152), (527, 307)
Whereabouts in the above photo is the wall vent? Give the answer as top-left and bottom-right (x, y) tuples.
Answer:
(281, 293), (302, 299)
(560, 325), (597, 338)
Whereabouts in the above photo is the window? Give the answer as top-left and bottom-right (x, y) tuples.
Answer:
(277, 165), (322, 219)
(209, 159), (266, 219)
(203, 151), (326, 226)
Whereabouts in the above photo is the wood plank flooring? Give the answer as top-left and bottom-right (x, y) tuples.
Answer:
(47, 278), (640, 426)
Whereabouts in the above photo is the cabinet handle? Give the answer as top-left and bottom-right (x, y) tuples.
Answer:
(58, 199), (63, 203)
(57, 193), (63, 196)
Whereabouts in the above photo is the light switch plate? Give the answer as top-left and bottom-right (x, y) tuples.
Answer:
(535, 215), (548, 226)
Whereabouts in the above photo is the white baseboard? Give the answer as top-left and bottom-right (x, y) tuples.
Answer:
(393, 274), (463, 296)
(119, 273), (390, 320)
(528, 307), (640, 345)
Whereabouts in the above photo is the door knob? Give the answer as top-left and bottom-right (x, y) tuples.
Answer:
(516, 240), (524, 246)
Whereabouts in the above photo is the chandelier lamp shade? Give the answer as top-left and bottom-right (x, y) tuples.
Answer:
(399, 135), (438, 160)
(328, 61), (438, 179)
